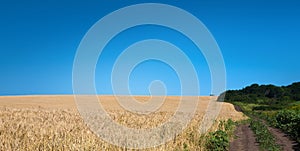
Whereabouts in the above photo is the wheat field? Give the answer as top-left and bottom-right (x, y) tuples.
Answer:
(0, 95), (246, 150)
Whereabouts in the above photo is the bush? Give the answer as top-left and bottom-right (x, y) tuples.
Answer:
(274, 109), (300, 143)
(206, 130), (229, 151)
(206, 119), (236, 151)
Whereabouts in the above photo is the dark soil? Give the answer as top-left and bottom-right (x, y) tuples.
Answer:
(267, 126), (300, 151)
(229, 124), (259, 151)
(233, 105), (243, 112)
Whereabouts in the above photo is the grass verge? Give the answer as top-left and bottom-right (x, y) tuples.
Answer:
(249, 119), (281, 151)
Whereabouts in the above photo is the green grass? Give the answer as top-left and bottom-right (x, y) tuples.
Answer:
(250, 119), (281, 151)
(206, 119), (236, 151)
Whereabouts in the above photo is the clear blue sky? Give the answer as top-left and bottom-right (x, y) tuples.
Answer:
(0, 0), (299, 95)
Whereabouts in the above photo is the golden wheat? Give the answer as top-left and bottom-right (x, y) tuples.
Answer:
(0, 96), (246, 150)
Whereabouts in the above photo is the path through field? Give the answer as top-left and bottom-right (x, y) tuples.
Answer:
(230, 123), (299, 151)
(267, 126), (299, 151)
(229, 106), (299, 151)
(229, 124), (259, 151)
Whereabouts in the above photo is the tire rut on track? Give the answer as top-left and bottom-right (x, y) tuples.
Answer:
(229, 124), (259, 151)
(267, 126), (299, 151)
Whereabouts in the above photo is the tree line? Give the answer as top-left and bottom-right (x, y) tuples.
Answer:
(219, 82), (300, 106)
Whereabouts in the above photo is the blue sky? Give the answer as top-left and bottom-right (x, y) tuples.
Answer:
(0, 0), (299, 95)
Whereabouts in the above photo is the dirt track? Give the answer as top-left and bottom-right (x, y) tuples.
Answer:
(229, 105), (299, 151)
(230, 123), (299, 151)
(229, 124), (259, 151)
(267, 126), (299, 151)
